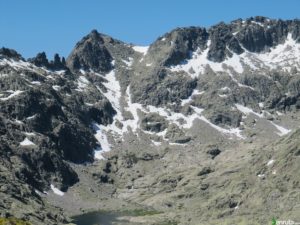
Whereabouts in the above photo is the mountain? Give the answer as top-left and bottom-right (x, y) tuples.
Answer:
(0, 16), (299, 225)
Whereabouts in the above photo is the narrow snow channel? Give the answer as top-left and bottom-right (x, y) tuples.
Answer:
(50, 184), (65, 196)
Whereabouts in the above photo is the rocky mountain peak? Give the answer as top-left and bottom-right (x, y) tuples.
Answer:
(0, 47), (24, 61)
(206, 17), (291, 62)
(207, 22), (241, 62)
(28, 52), (48, 67)
(28, 52), (66, 70)
(66, 29), (113, 73)
(147, 27), (209, 67)
(156, 17), (300, 64)
(88, 29), (104, 41)
(51, 53), (66, 70)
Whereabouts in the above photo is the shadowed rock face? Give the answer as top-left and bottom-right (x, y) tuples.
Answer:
(28, 52), (49, 67)
(208, 22), (238, 62)
(148, 27), (209, 67)
(0, 42), (118, 224)
(131, 70), (198, 107)
(0, 47), (23, 61)
(67, 30), (113, 73)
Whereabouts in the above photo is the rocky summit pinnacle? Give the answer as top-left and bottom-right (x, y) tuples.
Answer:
(0, 17), (300, 225)
(66, 29), (113, 73)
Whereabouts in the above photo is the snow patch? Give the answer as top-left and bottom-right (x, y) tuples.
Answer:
(220, 87), (231, 91)
(257, 174), (265, 178)
(122, 57), (134, 67)
(14, 119), (24, 125)
(55, 70), (66, 75)
(76, 76), (90, 91)
(270, 121), (291, 136)
(34, 189), (42, 196)
(52, 85), (61, 91)
(23, 132), (36, 136)
(20, 138), (36, 147)
(79, 69), (86, 75)
(123, 86), (143, 133)
(93, 123), (111, 160)
(0, 73), (9, 78)
(0, 90), (24, 101)
(235, 104), (263, 118)
(170, 40), (244, 77)
(0, 58), (56, 77)
(251, 21), (264, 27)
(50, 184), (64, 196)
(169, 142), (186, 146)
(85, 102), (94, 106)
(258, 102), (264, 108)
(267, 159), (275, 166)
(0, 58), (34, 71)
(31, 81), (41, 85)
(152, 140), (162, 146)
(102, 71), (121, 111)
(26, 114), (37, 120)
(133, 46), (149, 55)
(252, 33), (300, 71)
(237, 33), (300, 72)
(96, 70), (127, 136)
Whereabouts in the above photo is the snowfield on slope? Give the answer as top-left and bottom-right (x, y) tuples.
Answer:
(170, 33), (300, 77)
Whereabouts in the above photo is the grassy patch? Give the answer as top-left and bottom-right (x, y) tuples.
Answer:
(0, 217), (31, 225)
(122, 208), (162, 217)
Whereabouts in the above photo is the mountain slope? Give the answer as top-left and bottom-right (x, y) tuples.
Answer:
(0, 16), (300, 224)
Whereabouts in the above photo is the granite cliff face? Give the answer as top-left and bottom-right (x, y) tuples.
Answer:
(0, 16), (300, 225)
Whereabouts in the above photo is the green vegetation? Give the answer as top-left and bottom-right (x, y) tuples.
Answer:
(0, 218), (31, 225)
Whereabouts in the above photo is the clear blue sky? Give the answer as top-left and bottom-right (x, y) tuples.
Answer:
(0, 0), (299, 59)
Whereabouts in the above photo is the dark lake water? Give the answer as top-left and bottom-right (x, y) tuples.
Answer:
(72, 211), (131, 225)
